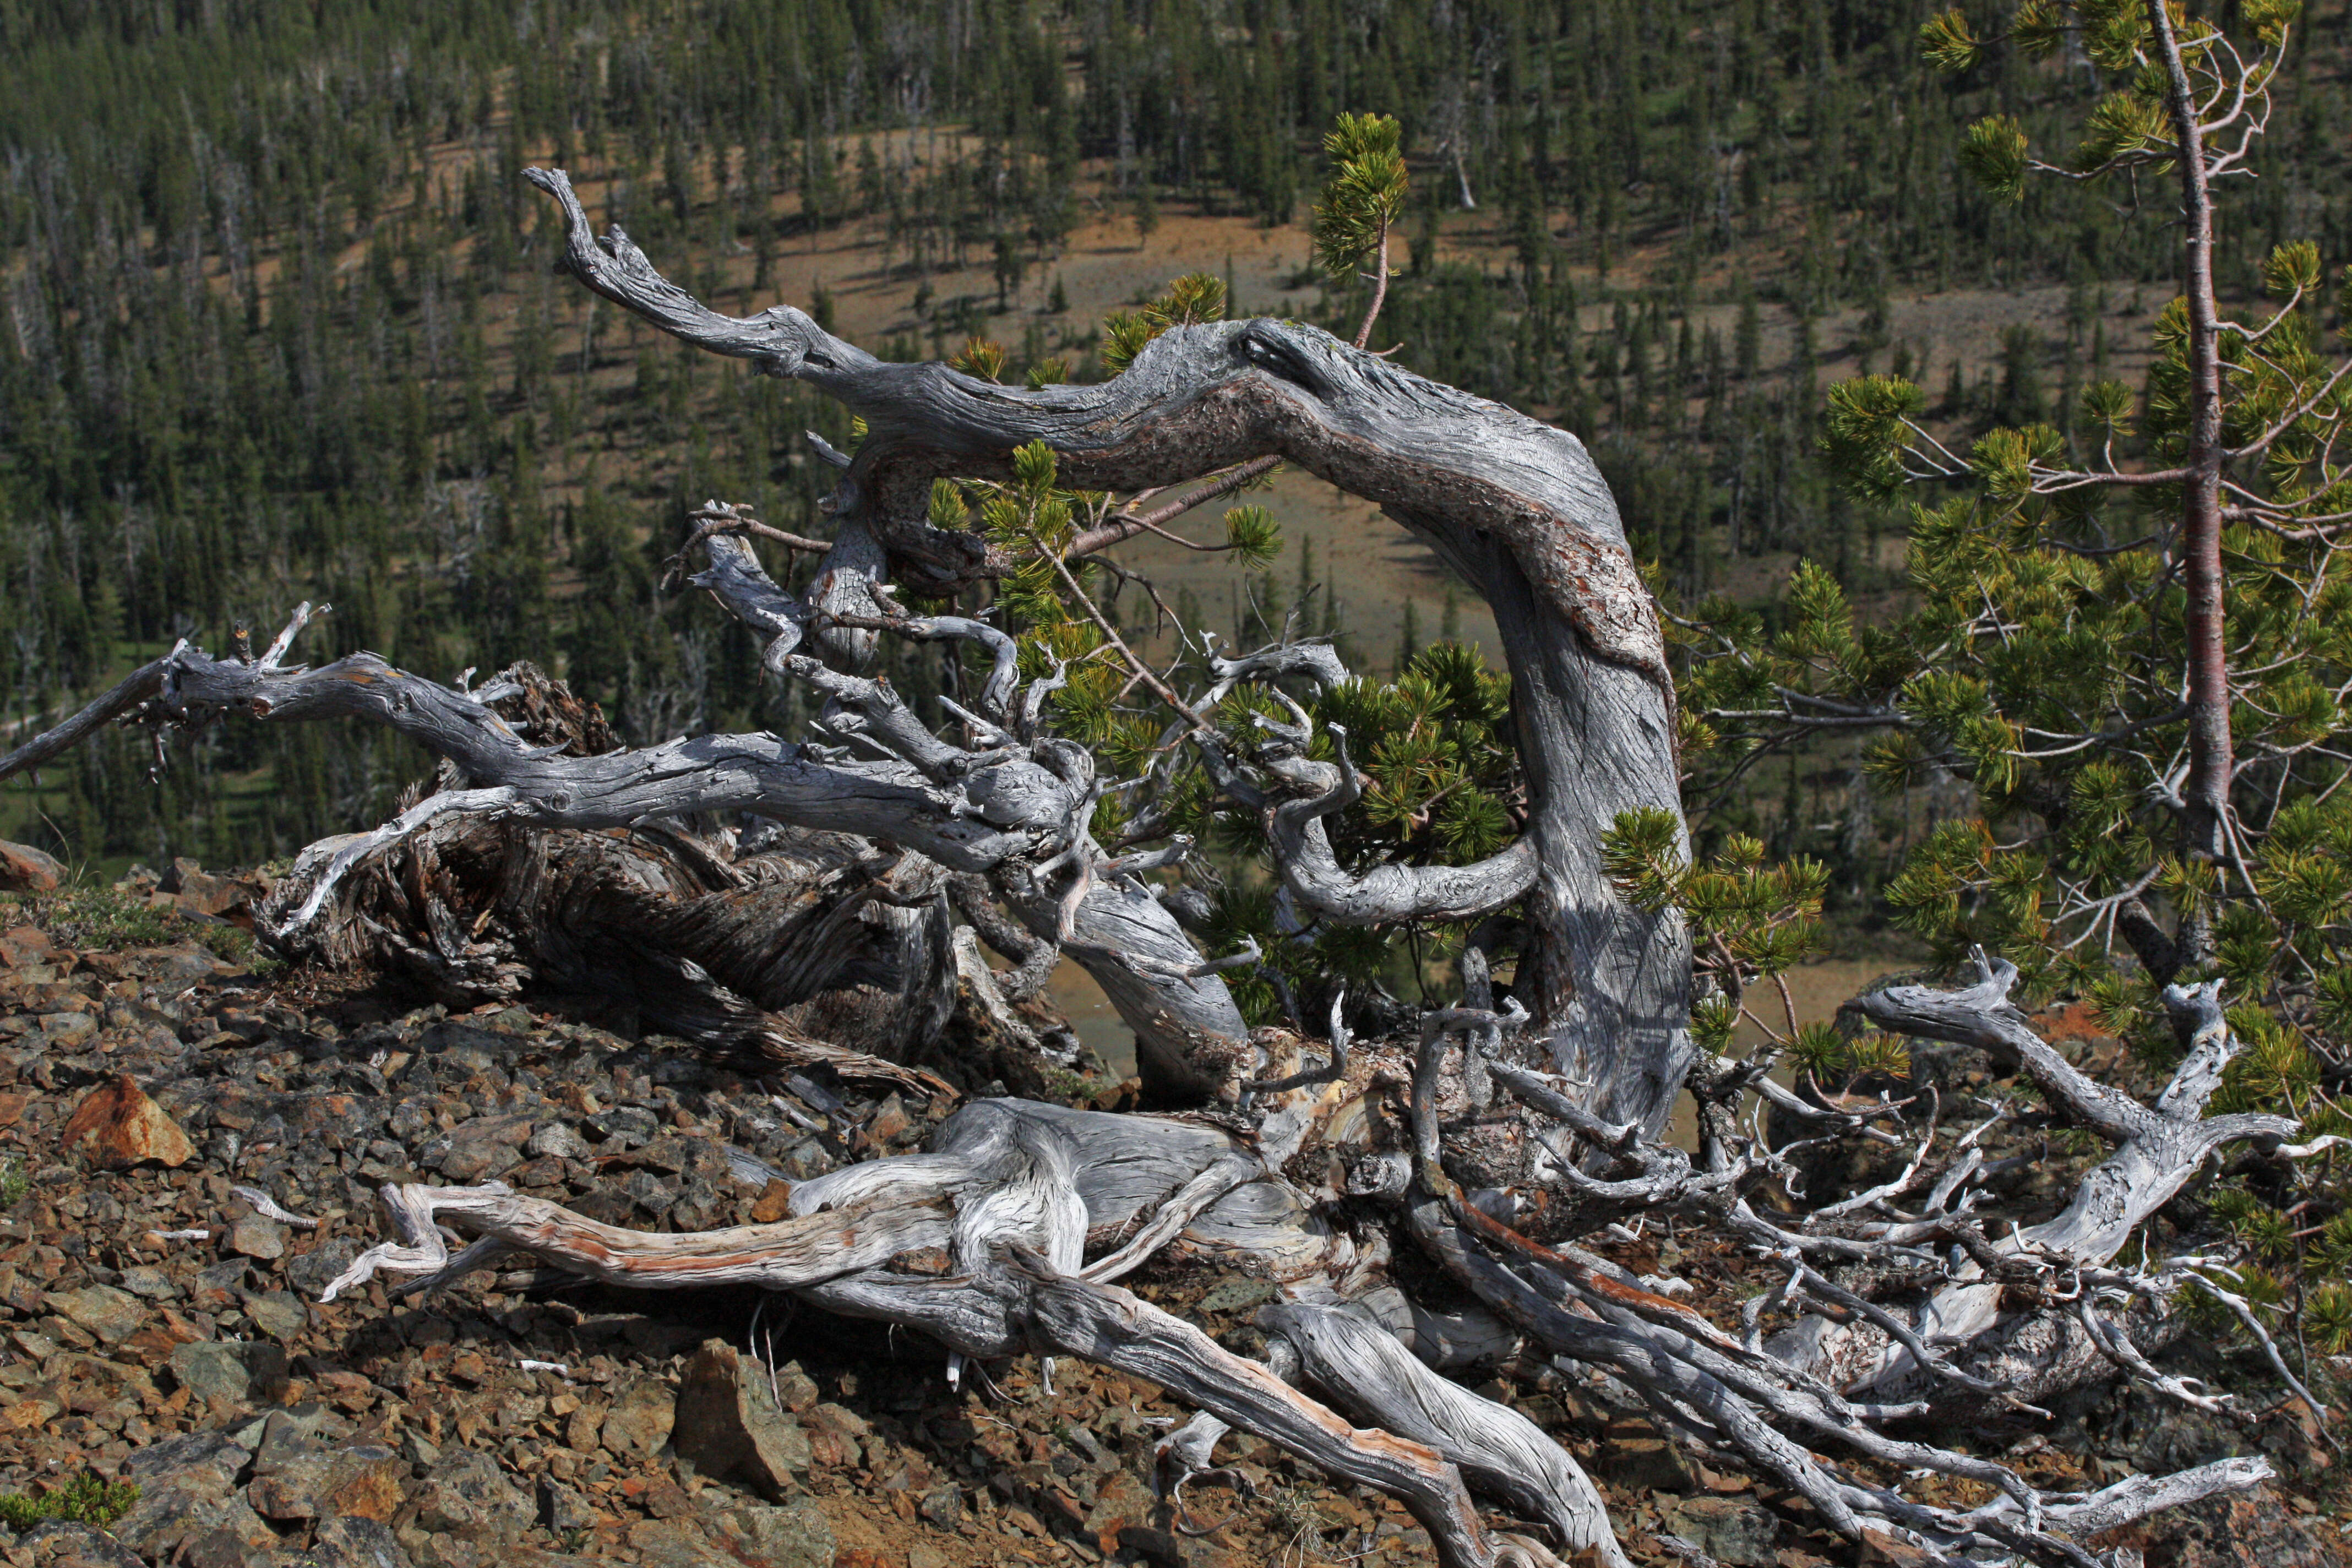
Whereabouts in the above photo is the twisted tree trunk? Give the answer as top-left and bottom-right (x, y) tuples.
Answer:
(525, 167), (1691, 1126)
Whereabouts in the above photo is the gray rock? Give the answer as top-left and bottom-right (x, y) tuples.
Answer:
(919, 1482), (966, 1529)
(412, 1446), (529, 1534)
(420, 1115), (534, 1182)
(121, 1429), (253, 1487)
(728, 1502), (836, 1568)
(585, 1105), (658, 1148)
(11, 1519), (145, 1568)
(43, 1284), (146, 1344)
(285, 1237), (362, 1297)
(1662, 1495), (1782, 1567)
(118, 1265), (178, 1300)
(244, 1289), (309, 1341)
(170, 1338), (291, 1406)
(537, 1476), (598, 1534)
(527, 1121), (590, 1161)
(672, 1338), (811, 1499)
(231, 1213), (288, 1260)
(306, 1514), (417, 1568)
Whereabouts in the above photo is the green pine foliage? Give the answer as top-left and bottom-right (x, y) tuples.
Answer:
(1311, 113), (1407, 282)
(1197, 641), (1528, 1023)
(1667, 0), (2352, 1379)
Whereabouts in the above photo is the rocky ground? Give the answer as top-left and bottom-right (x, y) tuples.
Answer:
(0, 858), (2342, 1568)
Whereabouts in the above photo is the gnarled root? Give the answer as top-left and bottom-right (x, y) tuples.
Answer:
(319, 1099), (1569, 1568)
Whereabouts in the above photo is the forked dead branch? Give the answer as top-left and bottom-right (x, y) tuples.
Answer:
(0, 162), (2323, 1567)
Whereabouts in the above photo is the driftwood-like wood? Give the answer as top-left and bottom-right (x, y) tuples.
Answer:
(326, 1099), (1563, 1568)
(524, 164), (1692, 1134)
(1803, 955), (2301, 1397)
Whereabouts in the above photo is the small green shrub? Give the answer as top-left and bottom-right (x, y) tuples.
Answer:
(0, 1472), (140, 1529)
(0, 1158), (26, 1208)
(29, 881), (274, 971)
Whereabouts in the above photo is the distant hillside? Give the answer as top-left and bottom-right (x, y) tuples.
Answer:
(3, 0), (2349, 876)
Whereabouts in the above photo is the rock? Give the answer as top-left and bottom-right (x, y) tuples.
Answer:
(308, 1515), (417, 1568)
(231, 1212), (288, 1259)
(772, 1360), (819, 1414)
(1595, 1435), (1699, 1493)
(0, 840), (63, 894)
(629, 1517), (742, 1568)
(0, 924), (53, 968)
(672, 1337), (811, 1498)
(119, 1265), (178, 1300)
(585, 1105), (658, 1148)
(412, 1446), (530, 1534)
(43, 1284), (146, 1345)
(2099, 1483), (2339, 1568)
(1082, 1468), (1155, 1544)
(60, 1074), (196, 1169)
(420, 1114), (534, 1182)
(921, 1479), (969, 1529)
(728, 1501), (836, 1568)
(601, 1379), (677, 1459)
(526, 1121), (589, 1160)
(156, 857), (264, 917)
(1663, 1495), (1782, 1566)
(170, 1338), (291, 1406)
(537, 1476), (598, 1534)
(12, 1518), (146, 1567)
(121, 1430), (253, 1488)
(245, 1289), (309, 1340)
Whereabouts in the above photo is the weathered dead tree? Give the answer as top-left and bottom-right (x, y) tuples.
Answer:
(0, 169), (2314, 1565)
(521, 166), (1692, 1124)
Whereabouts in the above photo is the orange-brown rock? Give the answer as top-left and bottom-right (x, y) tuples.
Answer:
(61, 1074), (195, 1169)
(0, 925), (51, 970)
(0, 840), (62, 894)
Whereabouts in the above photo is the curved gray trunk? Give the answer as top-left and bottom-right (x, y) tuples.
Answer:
(523, 167), (1692, 1123)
